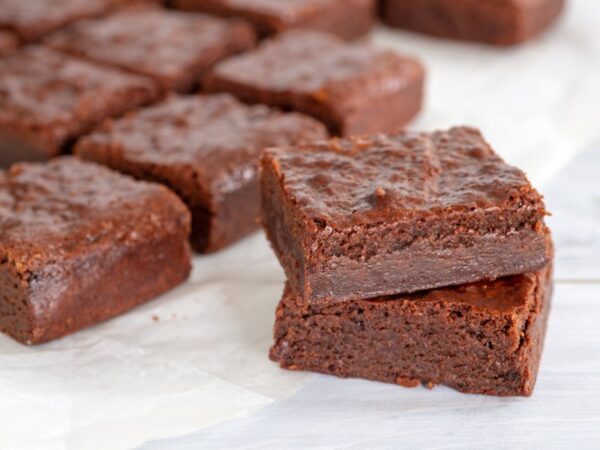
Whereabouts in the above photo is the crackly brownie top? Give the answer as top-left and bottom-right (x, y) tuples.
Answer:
(209, 30), (423, 109)
(0, 0), (116, 41)
(76, 94), (328, 193)
(264, 126), (546, 227)
(0, 157), (189, 270)
(46, 6), (256, 83)
(0, 46), (156, 135)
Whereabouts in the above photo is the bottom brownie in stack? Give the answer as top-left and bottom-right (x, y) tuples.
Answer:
(262, 127), (553, 396)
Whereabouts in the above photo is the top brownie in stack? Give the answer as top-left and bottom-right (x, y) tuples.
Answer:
(261, 126), (553, 304)
(172, 0), (375, 40)
(46, 5), (256, 94)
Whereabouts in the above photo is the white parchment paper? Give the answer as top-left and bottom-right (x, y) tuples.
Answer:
(1, 1), (599, 449)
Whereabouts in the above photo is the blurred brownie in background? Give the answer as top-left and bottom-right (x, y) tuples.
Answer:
(172, 0), (375, 40)
(46, 6), (256, 94)
(0, 157), (191, 345)
(0, 30), (18, 56)
(76, 94), (328, 253)
(381, 0), (566, 45)
(0, 46), (159, 167)
(205, 30), (425, 136)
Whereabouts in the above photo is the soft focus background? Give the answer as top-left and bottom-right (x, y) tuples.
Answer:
(1, 1), (599, 449)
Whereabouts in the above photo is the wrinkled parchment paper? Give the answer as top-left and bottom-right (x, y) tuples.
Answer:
(1, 1), (599, 449)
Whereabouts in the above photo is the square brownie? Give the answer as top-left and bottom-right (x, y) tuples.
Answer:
(204, 30), (425, 136)
(75, 94), (328, 253)
(0, 157), (191, 345)
(0, 46), (159, 167)
(172, 0), (375, 40)
(381, 0), (565, 46)
(0, 0), (119, 43)
(45, 6), (257, 94)
(271, 267), (552, 397)
(261, 127), (553, 304)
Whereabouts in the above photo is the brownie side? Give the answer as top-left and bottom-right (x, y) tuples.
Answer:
(381, 0), (565, 45)
(75, 94), (328, 252)
(270, 268), (552, 396)
(260, 127), (552, 303)
(204, 30), (425, 136)
(173, 0), (375, 40)
(0, 46), (159, 167)
(0, 158), (192, 344)
(45, 7), (257, 94)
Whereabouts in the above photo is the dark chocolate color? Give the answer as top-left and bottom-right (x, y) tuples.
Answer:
(261, 127), (553, 303)
(75, 94), (328, 252)
(46, 6), (257, 94)
(271, 267), (552, 397)
(0, 157), (191, 345)
(381, 0), (565, 45)
(172, 0), (375, 40)
(0, 46), (159, 167)
(205, 30), (425, 136)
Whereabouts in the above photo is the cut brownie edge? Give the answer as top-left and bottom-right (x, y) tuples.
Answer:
(270, 267), (552, 396)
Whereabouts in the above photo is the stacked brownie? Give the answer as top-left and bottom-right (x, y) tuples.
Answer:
(263, 126), (554, 396)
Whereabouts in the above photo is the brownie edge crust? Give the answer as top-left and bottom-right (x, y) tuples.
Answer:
(270, 267), (552, 397)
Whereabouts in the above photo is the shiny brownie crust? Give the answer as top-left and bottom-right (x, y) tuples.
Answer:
(271, 267), (552, 397)
(0, 157), (191, 344)
(261, 127), (553, 303)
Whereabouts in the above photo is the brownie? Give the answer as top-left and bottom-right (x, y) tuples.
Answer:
(381, 0), (566, 46)
(46, 6), (257, 94)
(0, 46), (159, 168)
(271, 267), (552, 397)
(204, 30), (425, 136)
(0, 157), (192, 345)
(0, 30), (18, 56)
(261, 127), (553, 304)
(0, 0), (119, 43)
(172, 0), (375, 40)
(75, 94), (328, 253)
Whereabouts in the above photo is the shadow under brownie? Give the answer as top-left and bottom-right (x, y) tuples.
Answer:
(261, 126), (553, 304)
(75, 94), (328, 253)
(271, 267), (552, 397)
(0, 157), (191, 345)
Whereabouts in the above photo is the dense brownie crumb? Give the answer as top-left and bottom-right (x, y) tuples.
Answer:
(75, 94), (328, 252)
(0, 46), (159, 167)
(381, 0), (565, 45)
(261, 127), (552, 303)
(205, 30), (425, 136)
(45, 6), (257, 94)
(271, 267), (552, 397)
(0, 157), (192, 345)
(172, 0), (375, 40)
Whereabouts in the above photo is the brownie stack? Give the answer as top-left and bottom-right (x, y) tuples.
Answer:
(262, 126), (554, 396)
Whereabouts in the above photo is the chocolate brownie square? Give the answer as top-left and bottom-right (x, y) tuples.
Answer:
(46, 6), (256, 94)
(75, 94), (328, 253)
(261, 127), (553, 304)
(0, 157), (191, 345)
(381, 0), (565, 46)
(0, 0), (119, 42)
(0, 46), (159, 167)
(204, 30), (425, 136)
(172, 0), (375, 40)
(271, 267), (552, 396)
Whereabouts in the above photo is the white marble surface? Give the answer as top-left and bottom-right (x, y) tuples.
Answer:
(1, 1), (600, 449)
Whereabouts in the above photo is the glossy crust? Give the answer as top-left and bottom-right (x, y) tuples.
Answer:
(172, 0), (375, 40)
(271, 267), (552, 396)
(204, 30), (425, 136)
(45, 6), (257, 94)
(0, 0), (119, 42)
(261, 127), (553, 303)
(381, 0), (566, 45)
(0, 157), (192, 345)
(75, 94), (328, 253)
(0, 46), (159, 168)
